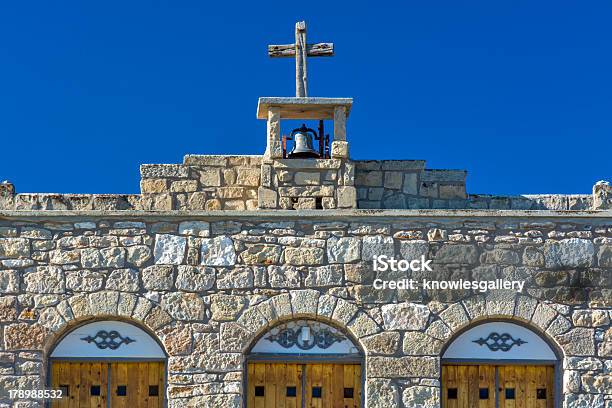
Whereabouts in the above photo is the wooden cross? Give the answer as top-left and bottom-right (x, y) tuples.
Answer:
(268, 21), (334, 97)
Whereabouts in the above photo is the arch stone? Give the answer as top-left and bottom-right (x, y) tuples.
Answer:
(221, 290), (380, 355)
(40, 291), (173, 357)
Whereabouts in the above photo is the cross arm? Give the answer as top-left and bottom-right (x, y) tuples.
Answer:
(268, 43), (334, 58)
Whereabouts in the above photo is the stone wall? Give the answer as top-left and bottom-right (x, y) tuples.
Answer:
(258, 158), (356, 210)
(1, 157), (607, 212)
(0, 212), (610, 407)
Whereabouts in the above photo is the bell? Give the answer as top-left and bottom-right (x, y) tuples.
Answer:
(288, 124), (320, 158)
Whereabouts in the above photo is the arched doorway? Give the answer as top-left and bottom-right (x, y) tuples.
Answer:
(441, 321), (561, 408)
(49, 320), (167, 408)
(246, 320), (363, 408)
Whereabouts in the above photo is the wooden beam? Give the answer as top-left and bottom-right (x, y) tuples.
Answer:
(268, 43), (334, 58)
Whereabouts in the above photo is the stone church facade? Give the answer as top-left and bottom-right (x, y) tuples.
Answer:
(0, 45), (611, 408)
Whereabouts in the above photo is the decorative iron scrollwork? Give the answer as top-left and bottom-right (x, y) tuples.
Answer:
(81, 330), (135, 350)
(266, 326), (345, 350)
(473, 332), (527, 352)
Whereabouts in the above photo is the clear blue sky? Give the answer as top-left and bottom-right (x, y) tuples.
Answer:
(1, 2), (610, 195)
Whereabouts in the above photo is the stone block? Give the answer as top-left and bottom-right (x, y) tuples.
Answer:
(384, 172), (403, 189)
(178, 221), (210, 237)
(336, 186), (357, 208)
(200, 236), (236, 266)
(382, 302), (430, 330)
(294, 172), (321, 185)
(284, 247), (324, 266)
(362, 235), (395, 261)
(544, 238), (595, 268)
(366, 379), (399, 408)
(327, 236), (361, 263)
(236, 168), (260, 186)
(199, 169), (222, 187)
(304, 265), (343, 287)
(162, 292), (205, 321)
(154, 234), (186, 265)
(355, 171), (383, 187)
(331, 141), (349, 158)
(176, 265), (215, 291)
(140, 179), (169, 193)
(142, 265), (174, 290)
(258, 187), (278, 209)
(170, 180), (198, 192)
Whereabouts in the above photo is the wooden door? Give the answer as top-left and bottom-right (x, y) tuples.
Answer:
(442, 365), (495, 408)
(247, 362), (361, 408)
(51, 361), (165, 408)
(51, 362), (108, 408)
(442, 365), (554, 408)
(498, 365), (554, 408)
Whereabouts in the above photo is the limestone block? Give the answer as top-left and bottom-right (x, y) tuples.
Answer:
(66, 270), (104, 292)
(50, 249), (81, 265)
(142, 265), (174, 290)
(219, 322), (252, 352)
(564, 394), (604, 408)
(366, 379), (399, 408)
(327, 236), (361, 263)
(237, 307), (268, 334)
(333, 106), (347, 141)
(268, 265), (301, 288)
(24, 266), (65, 294)
(316, 295), (337, 319)
(258, 187), (278, 209)
(361, 332), (400, 355)
(178, 221), (210, 237)
(399, 240), (429, 261)
(4, 323), (48, 350)
(170, 180), (198, 192)
(439, 184), (466, 199)
(278, 186), (335, 197)
(347, 312), (380, 338)
(284, 247), (324, 266)
(140, 179), (169, 193)
(331, 141), (349, 159)
(159, 323), (192, 356)
(0, 296), (17, 322)
(384, 172), (403, 190)
(367, 356), (438, 378)
(402, 331), (443, 355)
(294, 197), (316, 209)
(235, 168), (260, 187)
(401, 173), (418, 195)
(597, 244), (612, 267)
(344, 263), (374, 284)
(544, 238), (595, 268)
(0, 270), (20, 293)
(126, 245), (151, 267)
(175, 265), (215, 291)
(438, 303), (470, 332)
(162, 292), (205, 321)
(362, 235), (395, 261)
(336, 186), (357, 208)
(331, 298), (358, 325)
(260, 164), (272, 187)
(199, 169), (222, 187)
(0, 238), (30, 258)
(434, 244), (478, 264)
(210, 295), (246, 322)
(154, 234), (186, 265)
(290, 290), (319, 316)
(556, 328), (595, 356)
(106, 268), (140, 292)
(88, 291), (119, 315)
(294, 172), (321, 186)
(356, 171), (383, 187)
(200, 236), (236, 266)
(402, 386), (440, 408)
(304, 265), (343, 287)
(271, 293), (293, 318)
(572, 310), (610, 327)
(217, 266), (254, 289)
(144, 306), (173, 330)
(523, 247), (545, 267)
(382, 302), (430, 330)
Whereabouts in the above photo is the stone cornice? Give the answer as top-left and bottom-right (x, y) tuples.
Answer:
(1, 209), (611, 221)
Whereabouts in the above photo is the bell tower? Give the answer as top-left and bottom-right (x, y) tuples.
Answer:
(257, 21), (356, 210)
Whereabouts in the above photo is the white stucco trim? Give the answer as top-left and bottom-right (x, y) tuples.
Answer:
(51, 321), (165, 359)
